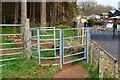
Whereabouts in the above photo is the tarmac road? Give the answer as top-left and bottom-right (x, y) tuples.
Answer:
(91, 29), (119, 61)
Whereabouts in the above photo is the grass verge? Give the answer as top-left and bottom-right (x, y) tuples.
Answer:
(2, 56), (60, 78)
(72, 60), (99, 80)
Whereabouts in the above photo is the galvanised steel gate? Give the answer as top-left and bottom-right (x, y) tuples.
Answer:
(59, 28), (89, 66)
(30, 27), (89, 66)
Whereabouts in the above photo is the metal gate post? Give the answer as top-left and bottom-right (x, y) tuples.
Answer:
(60, 29), (64, 67)
(114, 60), (117, 80)
(54, 27), (56, 57)
(85, 28), (89, 63)
(29, 30), (32, 56)
(37, 30), (41, 64)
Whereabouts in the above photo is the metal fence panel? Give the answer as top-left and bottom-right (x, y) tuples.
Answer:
(0, 24), (24, 66)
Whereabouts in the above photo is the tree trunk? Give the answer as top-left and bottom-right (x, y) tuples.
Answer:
(0, 2), (2, 24)
(41, 1), (46, 34)
(32, 2), (35, 26)
(29, 2), (32, 25)
(21, 0), (30, 62)
(62, 3), (65, 22)
(21, 0), (27, 30)
(50, 4), (53, 27)
(3, 10), (5, 24)
(56, 7), (59, 24)
(14, 2), (19, 32)
(50, 2), (56, 27)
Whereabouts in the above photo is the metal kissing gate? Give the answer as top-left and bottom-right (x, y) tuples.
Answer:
(29, 27), (89, 66)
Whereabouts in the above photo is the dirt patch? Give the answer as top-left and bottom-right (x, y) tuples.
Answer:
(2, 50), (16, 54)
(55, 64), (89, 78)
(32, 40), (54, 49)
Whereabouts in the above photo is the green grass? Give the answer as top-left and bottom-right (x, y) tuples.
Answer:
(2, 27), (20, 34)
(40, 51), (55, 57)
(31, 49), (55, 57)
(3, 44), (14, 49)
(72, 60), (99, 80)
(2, 56), (60, 78)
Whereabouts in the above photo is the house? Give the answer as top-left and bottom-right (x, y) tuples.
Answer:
(100, 13), (109, 19)
(108, 10), (120, 18)
(108, 10), (115, 18)
(104, 19), (113, 28)
(89, 14), (100, 19)
(114, 10), (120, 16)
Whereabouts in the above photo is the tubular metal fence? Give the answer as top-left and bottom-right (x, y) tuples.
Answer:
(1, 25), (90, 67)
(29, 27), (90, 66)
(0, 24), (24, 66)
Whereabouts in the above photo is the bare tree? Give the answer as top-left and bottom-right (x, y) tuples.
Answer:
(32, 2), (36, 26)
(21, 0), (27, 32)
(14, 2), (19, 32)
(21, 0), (30, 61)
(41, 1), (46, 34)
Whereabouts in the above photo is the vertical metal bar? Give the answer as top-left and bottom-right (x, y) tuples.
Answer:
(91, 45), (94, 64)
(37, 30), (41, 64)
(29, 30), (32, 56)
(0, 2), (2, 80)
(84, 28), (89, 63)
(86, 29), (89, 63)
(114, 61), (117, 80)
(54, 27), (56, 57)
(63, 30), (64, 64)
(60, 29), (64, 67)
(84, 28), (86, 58)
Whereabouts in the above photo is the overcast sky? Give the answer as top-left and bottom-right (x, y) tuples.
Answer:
(96, 0), (120, 9)
(78, 0), (120, 9)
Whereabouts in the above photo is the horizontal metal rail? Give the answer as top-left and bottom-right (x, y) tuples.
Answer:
(64, 44), (85, 49)
(0, 47), (24, 51)
(91, 40), (117, 61)
(30, 27), (55, 29)
(41, 56), (60, 59)
(0, 58), (18, 62)
(40, 64), (60, 66)
(31, 38), (59, 41)
(31, 55), (60, 60)
(0, 24), (23, 27)
(30, 28), (59, 31)
(63, 57), (86, 65)
(0, 42), (23, 46)
(63, 35), (85, 39)
(31, 47), (55, 51)
(32, 35), (54, 37)
(63, 28), (83, 30)
(64, 51), (85, 58)
(0, 34), (22, 36)
(0, 52), (24, 56)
